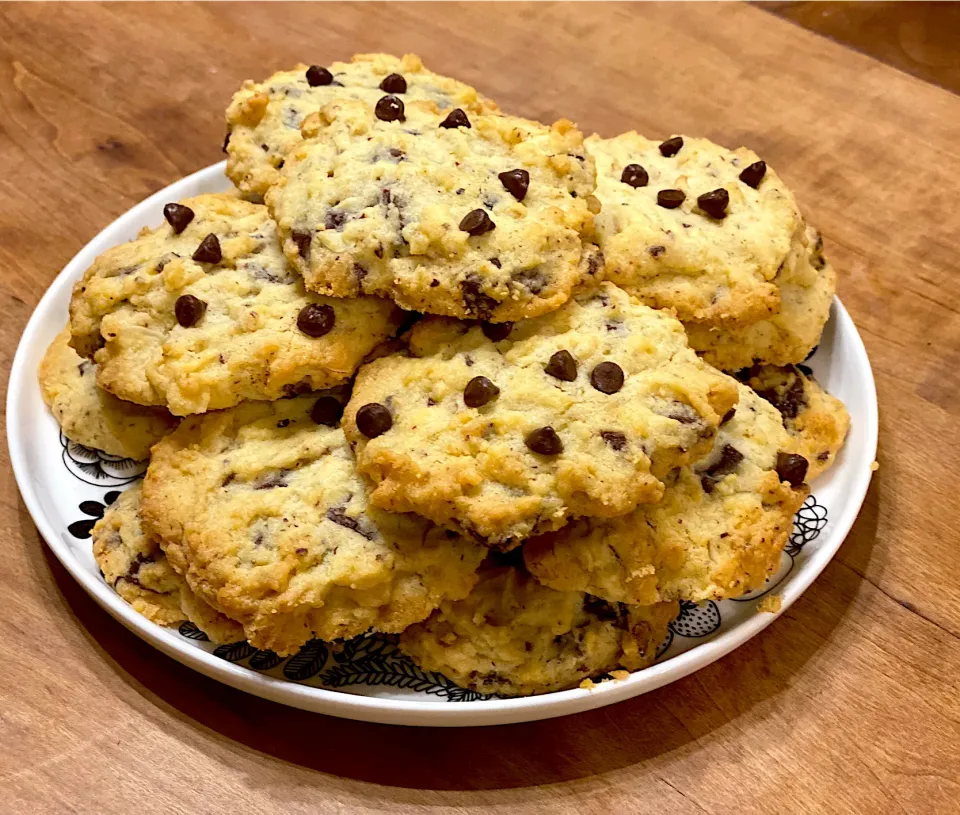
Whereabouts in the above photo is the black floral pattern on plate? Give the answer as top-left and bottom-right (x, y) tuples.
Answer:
(67, 490), (121, 539)
(60, 432), (145, 486)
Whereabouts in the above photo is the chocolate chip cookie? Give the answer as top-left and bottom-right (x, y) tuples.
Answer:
(524, 383), (808, 605)
(225, 53), (499, 199)
(266, 98), (597, 321)
(685, 227), (837, 369)
(141, 394), (486, 656)
(738, 363), (850, 480)
(69, 194), (402, 416)
(39, 327), (177, 459)
(343, 282), (739, 547)
(92, 484), (245, 643)
(399, 563), (678, 696)
(586, 132), (805, 325)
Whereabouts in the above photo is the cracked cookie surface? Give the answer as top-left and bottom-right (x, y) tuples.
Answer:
(739, 363), (850, 481)
(267, 98), (596, 321)
(344, 282), (739, 546)
(69, 194), (402, 416)
(226, 53), (499, 199)
(399, 563), (677, 696)
(141, 394), (486, 656)
(684, 227), (836, 369)
(524, 383), (808, 605)
(92, 484), (245, 643)
(39, 327), (177, 460)
(586, 132), (805, 326)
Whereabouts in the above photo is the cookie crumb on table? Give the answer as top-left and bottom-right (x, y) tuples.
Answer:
(758, 594), (782, 614)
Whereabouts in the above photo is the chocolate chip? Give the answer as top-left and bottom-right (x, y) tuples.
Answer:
(697, 188), (730, 219)
(439, 108), (471, 129)
(512, 268), (547, 294)
(163, 203), (194, 234)
(657, 190), (685, 209)
(757, 372), (806, 420)
(600, 430), (627, 451)
(659, 136), (684, 157)
(326, 506), (376, 540)
(464, 376), (500, 408)
(544, 350), (577, 382)
(291, 230), (311, 260)
(192, 234), (222, 264)
(620, 164), (648, 187)
(306, 65), (333, 87)
(482, 321), (512, 341)
(459, 209), (496, 236)
(776, 452), (809, 486)
(222, 131), (231, 153)
(590, 361), (624, 394)
(276, 419), (290, 428)
(174, 294), (206, 327)
(648, 245), (665, 258)
(525, 426), (563, 455)
(721, 407), (737, 424)
(739, 160), (767, 188)
(297, 303), (335, 337)
(324, 210), (347, 230)
(700, 444), (744, 493)
(667, 405), (698, 423)
(311, 396), (343, 426)
(461, 275), (498, 318)
(256, 472), (288, 490)
(489, 258), (502, 269)
(356, 403), (392, 438)
(498, 169), (530, 201)
(379, 73), (407, 93)
(375, 95), (405, 122)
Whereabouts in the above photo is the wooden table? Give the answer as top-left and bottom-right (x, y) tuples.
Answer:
(2, 4), (958, 812)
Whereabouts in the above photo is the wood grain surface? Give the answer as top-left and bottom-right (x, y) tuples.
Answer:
(2, 3), (959, 813)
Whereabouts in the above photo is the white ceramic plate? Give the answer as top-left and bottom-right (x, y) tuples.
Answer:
(8, 162), (878, 727)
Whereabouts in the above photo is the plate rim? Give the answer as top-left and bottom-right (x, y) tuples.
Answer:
(7, 161), (879, 727)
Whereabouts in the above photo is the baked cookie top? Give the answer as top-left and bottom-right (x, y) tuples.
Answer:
(586, 132), (805, 325)
(685, 227), (837, 369)
(343, 283), (739, 546)
(69, 194), (402, 416)
(92, 484), (244, 644)
(524, 383), (808, 605)
(739, 363), (850, 481)
(399, 563), (677, 696)
(39, 327), (177, 460)
(266, 98), (597, 322)
(225, 53), (499, 199)
(141, 394), (486, 656)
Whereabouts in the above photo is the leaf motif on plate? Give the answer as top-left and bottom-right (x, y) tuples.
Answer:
(213, 641), (257, 663)
(670, 600), (722, 638)
(249, 649), (285, 671)
(283, 639), (329, 681)
(178, 621), (210, 641)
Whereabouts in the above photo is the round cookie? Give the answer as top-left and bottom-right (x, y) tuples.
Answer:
(92, 484), (244, 643)
(343, 282), (740, 547)
(585, 132), (805, 325)
(684, 228), (837, 369)
(69, 194), (402, 416)
(266, 98), (597, 322)
(140, 394), (487, 656)
(225, 53), (499, 199)
(39, 327), (177, 460)
(399, 563), (678, 696)
(524, 384), (809, 605)
(738, 363), (850, 481)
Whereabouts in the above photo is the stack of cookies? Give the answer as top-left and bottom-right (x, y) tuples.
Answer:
(39, 53), (851, 697)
